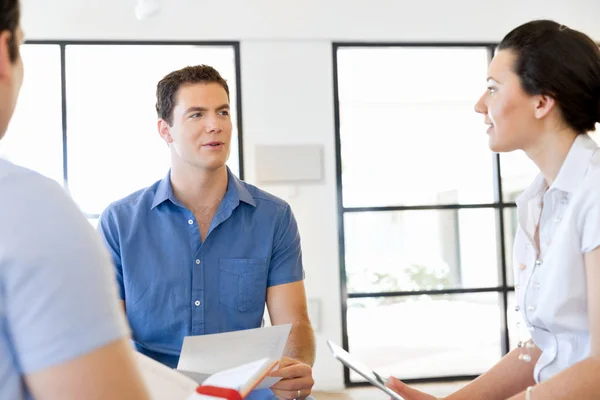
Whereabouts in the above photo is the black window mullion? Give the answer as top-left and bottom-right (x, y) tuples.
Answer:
(488, 42), (511, 357)
(343, 203), (515, 213)
(332, 43), (352, 386)
(348, 286), (514, 298)
(494, 153), (510, 356)
(59, 44), (69, 190)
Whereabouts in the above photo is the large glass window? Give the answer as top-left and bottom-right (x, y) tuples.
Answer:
(1, 42), (242, 219)
(337, 47), (493, 208)
(347, 293), (502, 380)
(65, 45), (240, 214)
(0, 45), (63, 184)
(335, 44), (514, 383)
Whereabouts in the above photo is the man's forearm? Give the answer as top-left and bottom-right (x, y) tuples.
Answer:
(283, 320), (316, 366)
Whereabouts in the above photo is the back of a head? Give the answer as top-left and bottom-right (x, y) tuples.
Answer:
(0, 0), (19, 62)
(498, 20), (600, 133)
(0, 0), (20, 140)
(155, 65), (229, 126)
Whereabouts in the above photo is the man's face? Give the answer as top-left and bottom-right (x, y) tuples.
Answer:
(160, 82), (232, 172)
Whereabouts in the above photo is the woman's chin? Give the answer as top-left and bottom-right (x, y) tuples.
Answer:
(488, 137), (514, 153)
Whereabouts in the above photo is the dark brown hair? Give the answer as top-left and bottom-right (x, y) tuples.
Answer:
(155, 65), (229, 126)
(498, 20), (600, 132)
(0, 0), (20, 62)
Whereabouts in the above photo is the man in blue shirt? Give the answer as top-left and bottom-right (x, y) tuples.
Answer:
(98, 65), (315, 400)
(0, 1), (150, 399)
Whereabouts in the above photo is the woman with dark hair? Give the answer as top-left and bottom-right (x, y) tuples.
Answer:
(386, 20), (600, 400)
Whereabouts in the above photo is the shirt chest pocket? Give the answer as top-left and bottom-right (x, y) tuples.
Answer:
(219, 258), (268, 312)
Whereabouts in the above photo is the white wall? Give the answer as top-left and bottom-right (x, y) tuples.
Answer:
(240, 41), (341, 388)
(21, 0), (600, 41)
(21, 0), (600, 390)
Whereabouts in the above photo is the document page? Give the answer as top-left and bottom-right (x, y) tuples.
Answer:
(177, 324), (292, 389)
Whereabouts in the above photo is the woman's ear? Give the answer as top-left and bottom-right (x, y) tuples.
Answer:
(533, 94), (556, 120)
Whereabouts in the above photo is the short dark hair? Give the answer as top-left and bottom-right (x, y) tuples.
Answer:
(498, 20), (600, 133)
(0, 0), (19, 62)
(155, 65), (229, 126)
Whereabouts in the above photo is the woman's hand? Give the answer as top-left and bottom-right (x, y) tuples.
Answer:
(386, 377), (442, 400)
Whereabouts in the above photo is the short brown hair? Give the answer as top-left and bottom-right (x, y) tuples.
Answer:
(0, 0), (20, 62)
(155, 65), (230, 126)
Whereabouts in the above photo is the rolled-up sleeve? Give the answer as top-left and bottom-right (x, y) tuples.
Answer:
(98, 207), (125, 300)
(267, 204), (304, 287)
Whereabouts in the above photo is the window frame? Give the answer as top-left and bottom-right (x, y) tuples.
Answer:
(332, 41), (516, 386)
(23, 39), (244, 219)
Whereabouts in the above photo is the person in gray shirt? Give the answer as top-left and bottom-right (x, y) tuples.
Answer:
(0, 1), (150, 399)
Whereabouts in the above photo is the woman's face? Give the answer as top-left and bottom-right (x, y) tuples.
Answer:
(474, 49), (541, 153)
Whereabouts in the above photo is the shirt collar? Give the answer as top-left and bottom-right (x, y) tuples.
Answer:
(226, 168), (256, 207)
(551, 133), (597, 193)
(515, 134), (597, 207)
(151, 167), (256, 210)
(151, 170), (178, 210)
(515, 173), (547, 209)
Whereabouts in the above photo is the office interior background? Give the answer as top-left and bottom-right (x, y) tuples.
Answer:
(4, 0), (600, 394)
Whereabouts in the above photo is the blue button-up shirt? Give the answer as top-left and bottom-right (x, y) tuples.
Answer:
(98, 168), (304, 398)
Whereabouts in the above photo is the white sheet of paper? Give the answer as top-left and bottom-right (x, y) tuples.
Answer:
(203, 358), (271, 389)
(135, 352), (198, 400)
(177, 324), (292, 377)
(252, 376), (282, 390)
(178, 370), (281, 390)
(177, 370), (212, 384)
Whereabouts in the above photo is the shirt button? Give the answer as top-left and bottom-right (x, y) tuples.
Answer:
(516, 284), (521, 290)
(520, 263), (527, 271)
(194, 300), (201, 306)
(195, 259), (201, 265)
(527, 305), (536, 312)
(535, 259), (542, 267)
(188, 219), (194, 225)
(515, 306), (520, 312)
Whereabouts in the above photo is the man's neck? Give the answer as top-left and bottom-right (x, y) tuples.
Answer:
(170, 162), (229, 213)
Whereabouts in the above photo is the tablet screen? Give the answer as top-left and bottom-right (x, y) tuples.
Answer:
(327, 340), (403, 400)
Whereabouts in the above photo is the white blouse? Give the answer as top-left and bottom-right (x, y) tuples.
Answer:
(514, 134), (600, 383)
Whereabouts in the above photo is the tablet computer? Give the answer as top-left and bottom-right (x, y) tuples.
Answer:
(327, 340), (403, 400)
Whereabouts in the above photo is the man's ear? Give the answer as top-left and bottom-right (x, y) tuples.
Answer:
(158, 119), (173, 144)
(0, 30), (14, 82)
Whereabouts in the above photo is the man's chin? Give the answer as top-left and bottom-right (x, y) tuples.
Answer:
(196, 161), (228, 172)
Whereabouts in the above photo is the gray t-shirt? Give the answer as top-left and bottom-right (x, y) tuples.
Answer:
(0, 159), (129, 399)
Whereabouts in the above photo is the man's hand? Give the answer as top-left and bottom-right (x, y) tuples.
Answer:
(269, 357), (314, 400)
